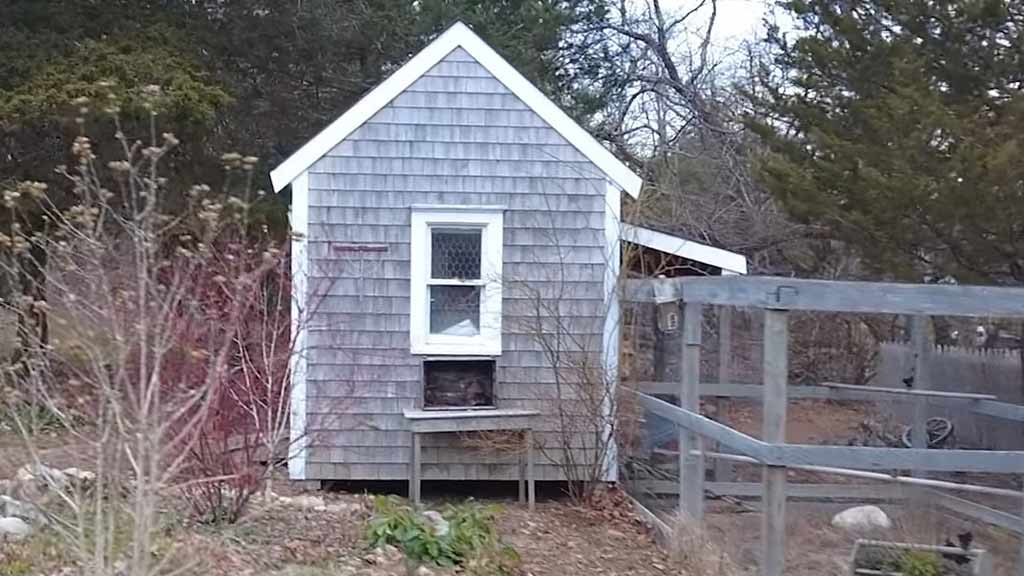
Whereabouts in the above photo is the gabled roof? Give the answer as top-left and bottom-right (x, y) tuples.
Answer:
(270, 22), (642, 197)
(622, 223), (748, 275)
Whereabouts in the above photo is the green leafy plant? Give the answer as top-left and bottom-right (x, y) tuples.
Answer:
(898, 550), (942, 576)
(365, 496), (519, 574)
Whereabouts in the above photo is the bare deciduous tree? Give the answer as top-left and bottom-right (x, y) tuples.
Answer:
(0, 98), (302, 574)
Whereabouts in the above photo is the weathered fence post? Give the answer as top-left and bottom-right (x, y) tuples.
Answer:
(714, 306), (734, 482)
(910, 315), (931, 482)
(679, 301), (704, 522)
(1018, 481), (1024, 576)
(762, 309), (789, 576)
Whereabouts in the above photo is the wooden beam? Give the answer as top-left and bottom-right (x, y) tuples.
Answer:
(633, 480), (905, 502)
(636, 393), (769, 461)
(623, 276), (1024, 318)
(910, 316), (930, 483)
(1019, 478), (1024, 576)
(821, 382), (997, 401)
(714, 306), (735, 483)
(636, 392), (1024, 473)
(679, 302), (704, 521)
(930, 491), (1024, 534)
(973, 399), (1024, 422)
(774, 444), (1024, 474)
(626, 493), (674, 548)
(762, 309), (788, 576)
(632, 381), (997, 405)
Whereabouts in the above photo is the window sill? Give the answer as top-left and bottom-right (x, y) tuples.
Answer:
(411, 340), (501, 357)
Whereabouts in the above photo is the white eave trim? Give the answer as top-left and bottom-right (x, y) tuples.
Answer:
(269, 21), (642, 198)
(622, 223), (748, 275)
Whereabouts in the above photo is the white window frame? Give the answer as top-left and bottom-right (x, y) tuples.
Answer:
(410, 205), (504, 356)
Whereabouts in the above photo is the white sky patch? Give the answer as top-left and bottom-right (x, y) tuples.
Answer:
(647, 0), (790, 60)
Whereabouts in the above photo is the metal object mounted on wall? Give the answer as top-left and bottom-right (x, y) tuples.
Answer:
(653, 274), (679, 333)
(657, 305), (679, 333)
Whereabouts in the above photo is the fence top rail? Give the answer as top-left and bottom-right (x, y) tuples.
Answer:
(623, 275), (1024, 317)
(820, 382), (999, 400)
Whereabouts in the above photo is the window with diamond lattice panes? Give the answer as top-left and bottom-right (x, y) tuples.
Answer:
(432, 229), (481, 279)
(409, 207), (503, 355)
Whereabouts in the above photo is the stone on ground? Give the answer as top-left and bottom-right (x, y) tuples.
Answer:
(422, 510), (450, 537)
(0, 516), (33, 541)
(831, 505), (892, 531)
(0, 495), (42, 522)
(62, 467), (97, 489)
(280, 494), (326, 509)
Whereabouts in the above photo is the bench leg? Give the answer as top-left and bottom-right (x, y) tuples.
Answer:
(518, 451), (526, 505)
(410, 432), (422, 505)
(526, 429), (535, 511)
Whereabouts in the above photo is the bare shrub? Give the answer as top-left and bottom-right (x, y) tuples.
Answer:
(668, 514), (739, 576)
(507, 273), (617, 502)
(0, 98), (298, 574)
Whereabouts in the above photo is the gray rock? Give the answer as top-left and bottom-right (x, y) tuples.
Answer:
(0, 516), (33, 541)
(831, 505), (892, 531)
(421, 510), (450, 537)
(0, 495), (43, 522)
(364, 544), (404, 567)
(313, 501), (359, 514)
(62, 467), (97, 490)
(279, 494), (326, 509)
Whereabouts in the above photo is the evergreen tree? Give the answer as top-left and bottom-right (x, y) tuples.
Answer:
(750, 0), (1024, 284)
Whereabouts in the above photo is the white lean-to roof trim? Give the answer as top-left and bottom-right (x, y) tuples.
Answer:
(269, 21), (642, 197)
(622, 223), (748, 275)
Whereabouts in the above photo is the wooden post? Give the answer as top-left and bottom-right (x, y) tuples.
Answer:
(910, 316), (931, 480)
(411, 432), (422, 505)
(526, 429), (535, 511)
(715, 306), (734, 482)
(762, 309), (789, 576)
(1018, 480), (1024, 576)
(518, 450), (526, 505)
(679, 301), (704, 521)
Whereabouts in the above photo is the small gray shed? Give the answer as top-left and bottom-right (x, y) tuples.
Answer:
(271, 22), (746, 485)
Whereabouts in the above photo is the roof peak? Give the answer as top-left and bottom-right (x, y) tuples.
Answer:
(269, 20), (641, 197)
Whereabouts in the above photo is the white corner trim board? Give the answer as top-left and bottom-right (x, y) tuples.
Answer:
(601, 183), (621, 482)
(288, 171), (310, 480)
(269, 21), (642, 198)
(622, 223), (748, 275)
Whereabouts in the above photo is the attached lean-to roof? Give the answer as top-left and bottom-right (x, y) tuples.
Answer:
(269, 21), (642, 197)
(622, 223), (748, 275)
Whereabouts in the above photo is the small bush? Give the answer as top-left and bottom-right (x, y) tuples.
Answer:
(899, 551), (943, 576)
(365, 496), (519, 574)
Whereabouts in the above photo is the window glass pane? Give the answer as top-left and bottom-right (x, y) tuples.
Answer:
(431, 229), (481, 280)
(429, 285), (480, 336)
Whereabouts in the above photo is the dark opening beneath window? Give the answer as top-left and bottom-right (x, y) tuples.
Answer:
(423, 360), (495, 409)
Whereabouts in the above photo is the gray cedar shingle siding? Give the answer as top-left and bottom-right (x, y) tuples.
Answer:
(303, 47), (608, 481)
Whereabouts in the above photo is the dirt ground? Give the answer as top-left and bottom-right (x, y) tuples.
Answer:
(497, 489), (674, 576)
(704, 500), (1022, 576)
(720, 398), (876, 443)
(0, 430), (672, 576)
(694, 399), (1024, 575)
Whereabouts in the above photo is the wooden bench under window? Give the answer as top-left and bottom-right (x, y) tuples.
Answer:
(403, 408), (539, 510)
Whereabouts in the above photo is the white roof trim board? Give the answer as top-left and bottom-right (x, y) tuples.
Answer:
(622, 223), (748, 275)
(269, 21), (642, 197)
